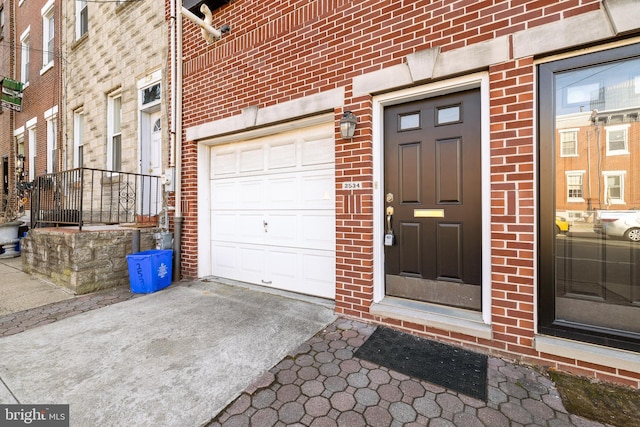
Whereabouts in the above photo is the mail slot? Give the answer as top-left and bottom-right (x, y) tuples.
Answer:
(414, 209), (445, 218)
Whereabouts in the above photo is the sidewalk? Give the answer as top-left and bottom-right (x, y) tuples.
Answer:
(0, 257), (616, 426)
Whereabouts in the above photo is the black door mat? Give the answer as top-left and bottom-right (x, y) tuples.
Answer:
(355, 326), (488, 401)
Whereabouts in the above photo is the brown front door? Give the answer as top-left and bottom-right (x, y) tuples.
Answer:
(384, 89), (482, 310)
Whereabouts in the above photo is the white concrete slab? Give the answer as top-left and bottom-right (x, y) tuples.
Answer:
(0, 257), (74, 316)
(0, 282), (336, 426)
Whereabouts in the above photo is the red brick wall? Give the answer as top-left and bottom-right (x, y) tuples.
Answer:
(177, 0), (640, 387)
(13, 0), (61, 177)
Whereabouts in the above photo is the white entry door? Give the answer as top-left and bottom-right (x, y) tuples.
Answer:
(140, 111), (162, 215)
(209, 123), (336, 299)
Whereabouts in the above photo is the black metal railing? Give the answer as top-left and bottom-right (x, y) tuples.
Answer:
(31, 168), (162, 230)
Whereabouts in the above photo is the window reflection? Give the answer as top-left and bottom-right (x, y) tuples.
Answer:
(554, 55), (640, 335)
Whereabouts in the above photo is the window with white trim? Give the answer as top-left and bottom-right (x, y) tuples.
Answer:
(74, 109), (84, 168)
(20, 28), (30, 85)
(559, 129), (578, 157)
(76, 0), (88, 39)
(603, 171), (625, 205)
(565, 171), (584, 202)
(27, 120), (37, 181)
(41, 0), (54, 70)
(15, 132), (25, 180)
(605, 124), (629, 155)
(107, 92), (122, 171)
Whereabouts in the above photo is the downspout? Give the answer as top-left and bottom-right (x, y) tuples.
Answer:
(171, 0), (184, 281)
(170, 3), (224, 281)
(173, 5), (184, 281)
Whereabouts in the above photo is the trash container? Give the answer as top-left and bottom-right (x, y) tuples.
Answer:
(126, 249), (173, 294)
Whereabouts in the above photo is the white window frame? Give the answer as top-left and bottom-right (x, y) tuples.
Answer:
(565, 171), (585, 202)
(602, 171), (625, 205)
(27, 118), (37, 181)
(41, 0), (55, 73)
(559, 128), (578, 157)
(107, 91), (122, 171)
(45, 106), (58, 174)
(76, 0), (88, 40)
(14, 128), (25, 180)
(605, 124), (630, 156)
(73, 109), (84, 168)
(20, 27), (30, 86)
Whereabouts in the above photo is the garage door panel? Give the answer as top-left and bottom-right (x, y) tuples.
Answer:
(211, 213), (238, 240)
(302, 252), (335, 295)
(209, 122), (335, 299)
(301, 214), (335, 250)
(268, 141), (296, 170)
(265, 214), (298, 246)
(211, 243), (238, 276)
(237, 214), (267, 243)
(240, 147), (264, 173)
(240, 247), (265, 275)
(210, 181), (237, 208)
(266, 249), (335, 299)
(239, 179), (264, 206)
(267, 178), (297, 206)
(267, 250), (298, 281)
(302, 135), (334, 166)
(302, 174), (335, 209)
(211, 150), (236, 176)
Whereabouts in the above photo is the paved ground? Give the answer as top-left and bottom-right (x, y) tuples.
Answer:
(0, 256), (617, 426)
(207, 318), (615, 427)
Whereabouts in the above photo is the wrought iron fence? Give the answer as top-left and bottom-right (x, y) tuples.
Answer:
(31, 168), (163, 230)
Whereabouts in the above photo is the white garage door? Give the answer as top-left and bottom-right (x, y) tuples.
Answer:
(209, 123), (336, 299)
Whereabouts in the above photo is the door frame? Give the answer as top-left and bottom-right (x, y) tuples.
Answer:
(372, 72), (492, 325)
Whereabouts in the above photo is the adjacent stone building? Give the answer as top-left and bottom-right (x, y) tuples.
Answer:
(62, 0), (169, 180)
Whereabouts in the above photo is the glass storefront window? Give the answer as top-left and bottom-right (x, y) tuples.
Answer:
(539, 44), (640, 351)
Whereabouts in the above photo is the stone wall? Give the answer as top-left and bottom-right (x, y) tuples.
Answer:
(21, 226), (159, 294)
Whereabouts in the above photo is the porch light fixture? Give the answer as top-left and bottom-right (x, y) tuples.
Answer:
(339, 111), (357, 139)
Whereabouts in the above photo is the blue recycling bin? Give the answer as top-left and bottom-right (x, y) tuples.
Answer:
(126, 249), (173, 294)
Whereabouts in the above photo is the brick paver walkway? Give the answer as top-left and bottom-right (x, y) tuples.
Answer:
(0, 286), (142, 338)
(207, 318), (613, 427)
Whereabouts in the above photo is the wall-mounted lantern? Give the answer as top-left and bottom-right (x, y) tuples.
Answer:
(339, 111), (357, 139)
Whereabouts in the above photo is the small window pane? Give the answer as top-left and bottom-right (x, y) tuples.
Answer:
(399, 113), (420, 130)
(437, 105), (460, 124)
(608, 129), (626, 151)
(142, 84), (161, 105)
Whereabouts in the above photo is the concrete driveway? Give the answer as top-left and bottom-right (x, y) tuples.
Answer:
(0, 281), (336, 426)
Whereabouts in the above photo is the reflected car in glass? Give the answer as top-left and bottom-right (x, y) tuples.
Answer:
(593, 210), (640, 242)
(555, 216), (570, 235)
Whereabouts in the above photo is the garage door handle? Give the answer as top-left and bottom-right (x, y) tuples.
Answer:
(263, 220), (268, 232)
(261, 280), (272, 284)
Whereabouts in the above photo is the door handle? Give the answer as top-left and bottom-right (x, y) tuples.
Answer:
(386, 206), (394, 233)
(263, 220), (268, 232)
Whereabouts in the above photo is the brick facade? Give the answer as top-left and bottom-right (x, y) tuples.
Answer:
(12, 0), (61, 179)
(0, 0), (13, 207)
(176, 1), (640, 387)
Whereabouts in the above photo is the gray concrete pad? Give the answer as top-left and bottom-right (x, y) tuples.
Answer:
(0, 281), (336, 426)
(0, 257), (74, 316)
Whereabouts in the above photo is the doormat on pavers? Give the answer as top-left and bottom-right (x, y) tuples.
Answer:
(354, 326), (488, 400)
